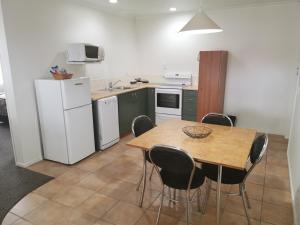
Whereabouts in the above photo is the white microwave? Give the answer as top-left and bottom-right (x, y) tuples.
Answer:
(67, 43), (104, 63)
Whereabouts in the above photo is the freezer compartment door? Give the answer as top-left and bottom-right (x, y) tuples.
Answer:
(61, 77), (91, 110)
(97, 96), (120, 149)
(64, 104), (95, 164)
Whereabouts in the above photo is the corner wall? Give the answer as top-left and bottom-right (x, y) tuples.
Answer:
(1, 0), (138, 166)
(135, 3), (300, 137)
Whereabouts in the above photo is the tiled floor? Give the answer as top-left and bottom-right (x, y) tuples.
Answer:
(2, 134), (293, 225)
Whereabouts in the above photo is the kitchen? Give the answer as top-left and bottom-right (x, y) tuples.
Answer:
(0, 0), (299, 225)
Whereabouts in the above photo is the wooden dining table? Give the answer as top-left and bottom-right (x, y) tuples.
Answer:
(127, 119), (256, 225)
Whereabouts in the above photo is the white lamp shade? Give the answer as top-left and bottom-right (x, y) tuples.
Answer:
(180, 12), (223, 34)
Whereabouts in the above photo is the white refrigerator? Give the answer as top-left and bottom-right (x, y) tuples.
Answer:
(35, 77), (95, 164)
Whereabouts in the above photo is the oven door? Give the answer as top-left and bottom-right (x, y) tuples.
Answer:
(155, 88), (182, 116)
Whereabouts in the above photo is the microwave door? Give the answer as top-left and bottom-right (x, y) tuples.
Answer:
(85, 45), (98, 61)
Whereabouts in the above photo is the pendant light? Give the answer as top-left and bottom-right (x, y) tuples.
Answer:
(179, 10), (223, 34)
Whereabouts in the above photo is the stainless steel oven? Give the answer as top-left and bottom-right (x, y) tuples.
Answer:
(155, 87), (182, 124)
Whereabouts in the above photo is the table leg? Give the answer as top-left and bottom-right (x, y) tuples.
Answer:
(217, 165), (223, 225)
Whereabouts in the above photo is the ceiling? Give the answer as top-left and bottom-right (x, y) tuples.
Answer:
(70, 0), (299, 16)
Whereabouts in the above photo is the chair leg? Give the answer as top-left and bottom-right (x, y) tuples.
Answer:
(197, 187), (201, 212)
(244, 189), (251, 209)
(155, 186), (165, 225)
(202, 179), (211, 214)
(139, 152), (147, 207)
(149, 165), (155, 181)
(136, 173), (143, 191)
(240, 184), (252, 225)
(173, 189), (177, 201)
(186, 191), (191, 225)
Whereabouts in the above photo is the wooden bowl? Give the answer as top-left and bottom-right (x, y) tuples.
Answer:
(182, 125), (212, 139)
(52, 72), (73, 80)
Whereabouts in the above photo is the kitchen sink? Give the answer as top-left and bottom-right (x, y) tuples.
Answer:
(113, 86), (134, 90)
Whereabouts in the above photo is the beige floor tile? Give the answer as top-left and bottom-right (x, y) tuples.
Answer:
(55, 167), (90, 185)
(10, 193), (48, 217)
(94, 220), (115, 225)
(52, 208), (98, 225)
(261, 202), (293, 225)
(265, 174), (291, 191)
(221, 211), (260, 225)
(135, 210), (178, 225)
(52, 186), (95, 207)
(260, 222), (274, 225)
(247, 173), (265, 185)
(33, 180), (68, 199)
(97, 179), (136, 200)
(77, 173), (111, 191)
(230, 183), (264, 201)
(2, 213), (20, 225)
(102, 201), (144, 225)
(179, 205), (218, 225)
(23, 200), (70, 225)
(28, 160), (70, 177)
(224, 195), (262, 220)
(150, 194), (186, 219)
(266, 164), (289, 179)
(263, 187), (292, 208)
(11, 219), (33, 225)
(116, 185), (160, 208)
(78, 193), (118, 218)
(3, 134), (294, 225)
(72, 155), (104, 172)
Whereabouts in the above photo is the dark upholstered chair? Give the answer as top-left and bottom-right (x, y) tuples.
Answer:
(149, 145), (206, 225)
(202, 134), (269, 225)
(131, 115), (155, 207)
(201, 113), (233, 127)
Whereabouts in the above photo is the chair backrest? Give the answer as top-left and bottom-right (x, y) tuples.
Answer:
(244, 134), (268, 182)
(149, 145), (196, 188)
(249, 134), (268, 164)
(201, 113), (233, 127)
(131, 115), (154, 137)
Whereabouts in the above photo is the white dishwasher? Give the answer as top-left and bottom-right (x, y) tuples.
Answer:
(94, 96), (120, 150)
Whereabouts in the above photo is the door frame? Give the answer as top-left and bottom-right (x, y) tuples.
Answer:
(0, 1), (20, 166)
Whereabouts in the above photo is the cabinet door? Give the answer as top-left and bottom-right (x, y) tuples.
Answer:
(136, 89), (147, 116)
(197, 51), (228, 121)
(147, 88), (155, 124)
(182, 90), (197, 121)
(118, 92), (134, 135)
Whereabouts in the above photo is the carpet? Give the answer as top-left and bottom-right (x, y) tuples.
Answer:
(0, 121), (53, 223)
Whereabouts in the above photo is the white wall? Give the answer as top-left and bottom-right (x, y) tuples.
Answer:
(0, 62), (3, 92)
(135, 3), (300, 137)
(1, 0), (138, 166)
(288, 17), (300, 225)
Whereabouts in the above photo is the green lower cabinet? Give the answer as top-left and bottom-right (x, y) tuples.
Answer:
(182, 90), (198, 121)
(147, 88), (155, 124)
(118, 89), (148, 136)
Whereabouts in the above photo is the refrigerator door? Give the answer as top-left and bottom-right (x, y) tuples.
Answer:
(64, 104), (95, 164)
(61, 77), (91, 110)
(97, 96), (120, 150)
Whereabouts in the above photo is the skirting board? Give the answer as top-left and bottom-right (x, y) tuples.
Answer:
(15, 156), (43, 168)
(287, 150), (298, 225)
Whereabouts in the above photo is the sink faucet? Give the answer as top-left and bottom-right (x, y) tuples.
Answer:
(108, 80), (121, 90)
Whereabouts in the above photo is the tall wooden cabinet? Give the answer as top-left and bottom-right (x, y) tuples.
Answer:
(196, 51), (228, 121)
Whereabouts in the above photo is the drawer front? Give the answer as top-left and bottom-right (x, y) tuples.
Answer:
(182, 114), (197, 122)
(183, 90), (198, 98)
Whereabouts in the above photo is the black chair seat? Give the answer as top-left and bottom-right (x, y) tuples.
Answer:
(160, 167), (205, 190)
(202, 164), (247, 185)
